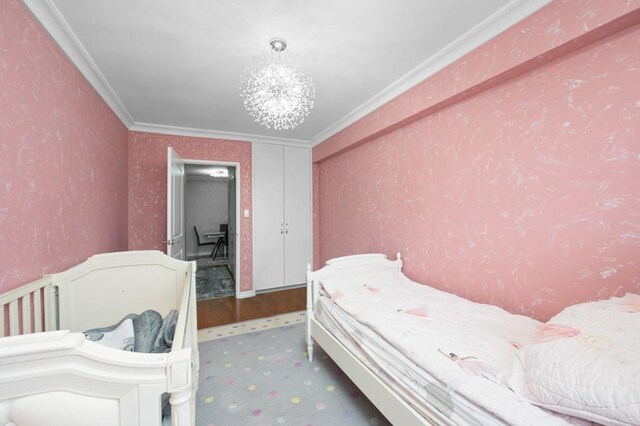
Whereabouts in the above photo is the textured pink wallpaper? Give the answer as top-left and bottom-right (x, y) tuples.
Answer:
(315, 0), (640, 163)
(316, 25), (640, 320)
(128, 132), (253, 292)
(0, 0), (129, 293)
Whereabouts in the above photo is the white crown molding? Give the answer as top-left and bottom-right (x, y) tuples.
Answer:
(130, 122), (310, 147)
(309, 0), (551, 147)
(23, 0), (550, 150)
(22, 0), (308, 148)
(22, 0), (135, 127)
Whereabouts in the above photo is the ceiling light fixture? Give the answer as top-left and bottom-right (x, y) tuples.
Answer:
(240, 38), (315, 130)
(208, 167), (229, 178)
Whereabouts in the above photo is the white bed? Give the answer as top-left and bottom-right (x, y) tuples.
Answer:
(0, 250), (198, 426)
(305, 253), (593, 426)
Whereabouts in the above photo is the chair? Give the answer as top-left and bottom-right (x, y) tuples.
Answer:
(193, 226), (216, 257)
(211, 224), (228, 260)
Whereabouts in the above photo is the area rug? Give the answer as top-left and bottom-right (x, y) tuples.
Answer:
(196, 265), (234, 300)
(197, 323), (391, 425)
(198, 312), (307, 343)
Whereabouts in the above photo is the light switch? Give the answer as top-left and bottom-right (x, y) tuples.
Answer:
(244, 209), (250, 218)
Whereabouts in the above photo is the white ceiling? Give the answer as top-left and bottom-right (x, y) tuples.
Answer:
(25, 0), (549, 145)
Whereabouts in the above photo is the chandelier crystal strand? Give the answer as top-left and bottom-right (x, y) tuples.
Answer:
(240, 43), (315, 130)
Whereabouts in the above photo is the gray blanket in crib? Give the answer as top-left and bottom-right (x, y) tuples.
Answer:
(84, 309), (179, 353)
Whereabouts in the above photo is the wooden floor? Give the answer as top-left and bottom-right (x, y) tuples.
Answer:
(196, 287), (306, 329)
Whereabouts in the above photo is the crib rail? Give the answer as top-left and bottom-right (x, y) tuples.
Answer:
(0, 276), (57, 337)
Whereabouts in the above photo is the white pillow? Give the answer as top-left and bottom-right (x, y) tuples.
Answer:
(507, 294), (640, 426)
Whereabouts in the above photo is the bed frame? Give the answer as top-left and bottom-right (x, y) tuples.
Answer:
(306, 253), (443, 426)
(0, 250), (198, 426)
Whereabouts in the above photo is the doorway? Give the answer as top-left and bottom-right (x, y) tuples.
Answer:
(184, 161), (240, 300)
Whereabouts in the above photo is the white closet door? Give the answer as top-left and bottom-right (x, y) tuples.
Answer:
(283, 146), (312, 286)
(253, 143), (285, 291)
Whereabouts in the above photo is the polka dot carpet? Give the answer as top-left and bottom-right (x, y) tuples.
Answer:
(197, 322), (390, 425)
(198, 312), (307, 343)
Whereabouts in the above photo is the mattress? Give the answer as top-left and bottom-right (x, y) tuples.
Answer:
(315, 271), (592, 426)
(317, 296), (502, 425)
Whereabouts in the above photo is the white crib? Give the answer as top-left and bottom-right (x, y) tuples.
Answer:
(0, 251), (199, 426)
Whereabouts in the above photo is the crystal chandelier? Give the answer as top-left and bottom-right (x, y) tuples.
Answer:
(240, 38), (315, 130)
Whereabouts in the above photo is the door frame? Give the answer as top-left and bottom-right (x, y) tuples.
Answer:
(167, 147), (185, 260)
(184, 158), (241, 299)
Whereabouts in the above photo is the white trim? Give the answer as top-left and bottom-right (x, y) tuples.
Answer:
(22, 0), (135, 128)
(307, 147), (314, 272)
(22, 0), (309, 148)
(237, 290), (255, 299)
(24, 0), (550, 148)
(251, 143), (257, 296)
(131, 122), (310, 147)
(309, 0), (551, 147)
(233, 161), (242, 299)
(183, 159), (240, 167)
(183, 159), (242, 298)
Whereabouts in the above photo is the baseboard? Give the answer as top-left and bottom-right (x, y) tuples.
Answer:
(237, 289), (255, 299)
(255, 283), (306, 295)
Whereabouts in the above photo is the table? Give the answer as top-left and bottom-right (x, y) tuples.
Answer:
(203, 231), (226, 259)
(203, 231), (224, 239)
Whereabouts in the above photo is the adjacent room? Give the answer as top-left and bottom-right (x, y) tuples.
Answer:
(184, 163), (237, 300)
(1, 0), (639, 425)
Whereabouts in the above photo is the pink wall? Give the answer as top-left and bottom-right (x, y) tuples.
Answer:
(0, 0), (129, 293)
(128, 132), (253, 292)
(314, 7), (640, 320)
(315, 0), (640, 163)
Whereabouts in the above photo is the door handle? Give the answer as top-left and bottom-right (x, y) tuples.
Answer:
(285, 223), (288, 234)
(280, 223), (284, 234)
(164, 239), (173, 246)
